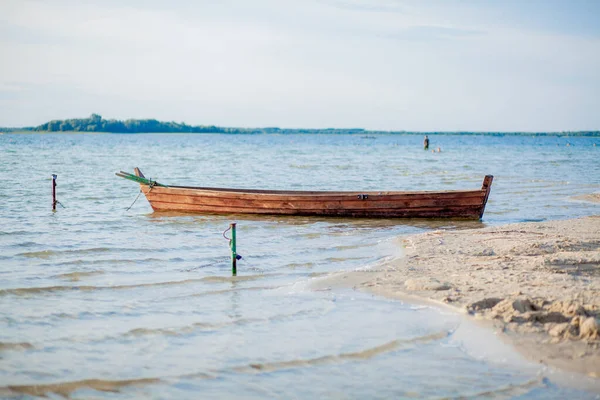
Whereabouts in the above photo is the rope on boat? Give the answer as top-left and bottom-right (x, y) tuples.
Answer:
(125, 180), (155, 211)
(223, 224), (242, 268)
(125, 189), (143, 211)
(222, 225), (232, 245)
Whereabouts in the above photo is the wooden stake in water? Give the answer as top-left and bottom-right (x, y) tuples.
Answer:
(230, 223), (237, 276)
(52, 174), (57, 212)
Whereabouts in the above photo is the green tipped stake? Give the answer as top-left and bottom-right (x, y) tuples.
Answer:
(230, 223), (237, 276)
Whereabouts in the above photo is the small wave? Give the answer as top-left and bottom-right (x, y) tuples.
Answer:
(9, 241), (38, 248)
(0, 342), (34, 351)
(287, 262), (315, 269)
(331, 243), (372, 251)
(77, 196), (103, 200)
(520, 218), (546, 223)
(11, 286), (279, 320)
(289, 164), (315, 169)
(0, 230), (33, 236)
(17, 250), (59, 259)
(17, 247), (187, 259)
(308, 272), (329, 278)
(41, 257), (167, 267)
(201, 274), (274, 283)
(53, 312), (78, 319)
(125, 323), (218, 337)
(324, 256), (369, 263)
(17, 248), (112, 259)
(233, 330), (450, 374)
(53, 271), (105, 281)
(454, 377), (545, 399)
(299, 233), (322, 239)
(124, 319), (257, 338)
(0, 278), (208, 296)
(185, 285), (276, 298)
(40, 259), (85, 266)
(54, 307), (325, 343)
(570, 193), (600, 204)
(1, 377), (160, 398)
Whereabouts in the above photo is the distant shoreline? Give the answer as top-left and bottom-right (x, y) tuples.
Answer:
(1, 114), (599, 136)
(3, 130), (600, 137)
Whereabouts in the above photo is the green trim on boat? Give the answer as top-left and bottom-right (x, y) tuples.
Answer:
(115, 171), (167, 187)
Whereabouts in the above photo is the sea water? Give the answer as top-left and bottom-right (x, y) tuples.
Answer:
(1, 133), (599, 398)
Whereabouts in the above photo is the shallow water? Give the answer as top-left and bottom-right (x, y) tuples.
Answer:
(1, 133), (599, 398)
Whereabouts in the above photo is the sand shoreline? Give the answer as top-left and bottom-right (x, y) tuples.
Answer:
(313, 214), (600, 379)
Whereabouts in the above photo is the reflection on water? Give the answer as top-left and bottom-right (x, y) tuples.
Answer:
(1, 133), (599, 398)
(148, 211), (489, 231)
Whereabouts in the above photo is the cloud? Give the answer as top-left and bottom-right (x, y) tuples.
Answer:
(0, 0), (599, 130)
(318, 0), (406, 14)
(384, 25), (485, 41)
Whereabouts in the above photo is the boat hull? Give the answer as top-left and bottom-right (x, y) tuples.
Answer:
(134, 174), (493, 219)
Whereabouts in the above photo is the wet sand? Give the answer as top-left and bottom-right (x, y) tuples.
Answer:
(313, 214), (600, 378)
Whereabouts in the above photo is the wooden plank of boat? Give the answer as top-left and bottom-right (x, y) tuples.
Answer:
(116, 168), (493, 219)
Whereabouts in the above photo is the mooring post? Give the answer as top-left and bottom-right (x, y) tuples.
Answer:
(52, 174), (57, 212)
(230, 222), (237, 276)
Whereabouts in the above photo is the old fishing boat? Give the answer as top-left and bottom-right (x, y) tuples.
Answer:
(116, 168), (493, 219)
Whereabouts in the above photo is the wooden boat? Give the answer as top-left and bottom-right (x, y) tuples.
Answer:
(116, 168), (493, 219)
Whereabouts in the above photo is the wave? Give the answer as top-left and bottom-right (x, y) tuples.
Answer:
(1, 377), (160, 398)
(40, 257), (168, 267)
(233, 330), (450, 374)
(17, 248), (113, 259)
(9, 241), (38, 248)
(0, 342), (34, 351)
(53, 270), (105, 281)
(124, 323), (224, 337)
(30, 305), (328, 345)
(123, 318), (262, 338)
(124, 306), (324, 339)
(0, 230), (35, 236)
(17, 247), (199, 259)
(289, 164), (315, 169)
(1, 278), (284, 300)
(324, 256), (369, 263)
(0, 348), (544, 399)
(0, 278), (210, 296)
(183, 285), (276, 298)
(454, 377), (544, 399)
(286, 261), (315, 269)
(201, 274), (273, 283)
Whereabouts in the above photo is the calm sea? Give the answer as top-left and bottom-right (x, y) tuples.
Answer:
(1, 133), (599, 398)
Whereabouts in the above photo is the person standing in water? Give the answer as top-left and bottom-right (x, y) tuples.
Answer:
(423, 135), (430, 150)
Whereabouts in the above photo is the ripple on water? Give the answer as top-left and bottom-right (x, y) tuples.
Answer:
(53, 270), (105, 281)
(0, 278), (211, 296)
(200, 274), (274, 284)
(17, 248), (112, 259)
(0, 332), (453, 398)
(233, 330), (450, 374)
(1, 377), (161, 398)
(0, 342), (34, 351)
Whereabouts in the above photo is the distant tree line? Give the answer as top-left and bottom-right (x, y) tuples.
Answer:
(22, 114), (369, 134)
(31, 114), (233, 134)
(1, 114), (598, 136)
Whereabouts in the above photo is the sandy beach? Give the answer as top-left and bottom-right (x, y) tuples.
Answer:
(313, 213), (600, 378)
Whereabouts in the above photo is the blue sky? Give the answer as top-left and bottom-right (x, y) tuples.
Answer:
(1, 0), (599, 131)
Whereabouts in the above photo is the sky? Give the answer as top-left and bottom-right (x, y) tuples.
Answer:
(1, 0), (599, 131)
